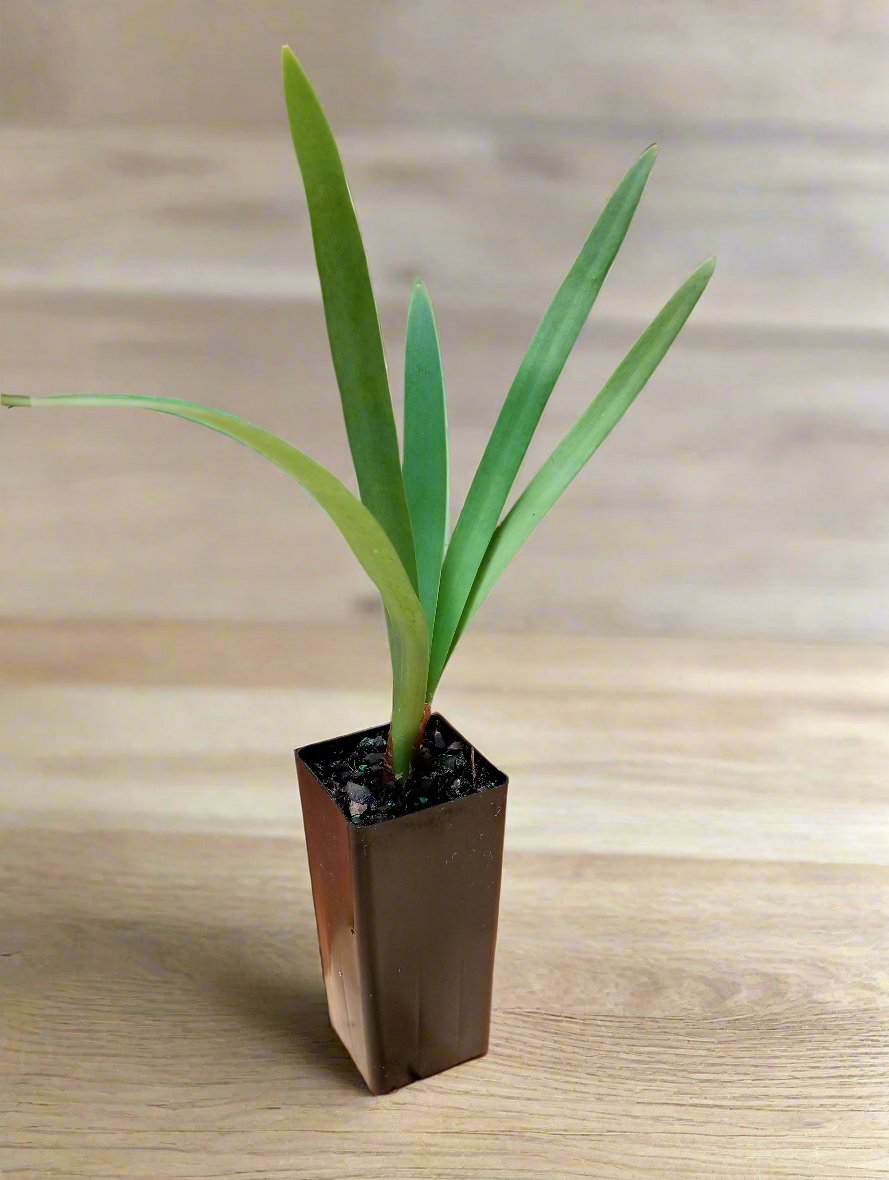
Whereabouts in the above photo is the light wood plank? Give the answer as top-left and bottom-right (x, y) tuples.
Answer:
(4, 123), (889, 335)
(4, 0), (889, 139)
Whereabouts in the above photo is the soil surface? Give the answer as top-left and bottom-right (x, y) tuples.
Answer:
(301, 714), (503, 826)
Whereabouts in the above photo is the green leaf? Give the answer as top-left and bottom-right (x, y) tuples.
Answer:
(281, 47), (417, 589)
(402, 280), (449, 648)
(428, 144), (658, 694)
(1, 392), (428, 780)
(442, 258), (715, 671)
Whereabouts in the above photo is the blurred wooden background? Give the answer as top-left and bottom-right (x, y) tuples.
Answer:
(4, 6), (889, 1179)
(3, 0), (889, 641)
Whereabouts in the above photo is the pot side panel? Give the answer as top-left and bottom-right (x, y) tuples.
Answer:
(354, 784), (508, 1092)
(296, 764), (374, 1084)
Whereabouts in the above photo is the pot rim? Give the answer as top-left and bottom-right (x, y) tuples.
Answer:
(295, 711), (508, 829)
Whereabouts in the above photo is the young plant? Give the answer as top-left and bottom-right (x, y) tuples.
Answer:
(1, 48), (714, 781)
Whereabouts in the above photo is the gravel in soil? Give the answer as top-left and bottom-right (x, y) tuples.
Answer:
(302, 714), (502, 826)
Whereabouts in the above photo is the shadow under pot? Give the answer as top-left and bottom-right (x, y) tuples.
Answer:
(295, 712), (508, 1095)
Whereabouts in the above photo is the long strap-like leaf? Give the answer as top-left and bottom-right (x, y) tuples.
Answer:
(402, 280), (449, 643)
(1, 392), (428, 780)
(428, 145), (658, 694)
(434, 258), (715, 682)
(282, 48), (417, 589)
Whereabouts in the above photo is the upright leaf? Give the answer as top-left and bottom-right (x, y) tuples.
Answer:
(402, 280), (449, 643)
(281, 47), (417, 587)
(436, 258), (715, 681)
(1, 392), (428, 780)
(428, 145), (658, 693)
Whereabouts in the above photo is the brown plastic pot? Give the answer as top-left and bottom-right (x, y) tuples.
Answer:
(295, 713), (508, 1095)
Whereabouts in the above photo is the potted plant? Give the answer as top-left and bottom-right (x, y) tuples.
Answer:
(1, 49), (714, 1094)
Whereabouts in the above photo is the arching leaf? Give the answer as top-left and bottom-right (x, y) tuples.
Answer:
(1, 392), (428, 780)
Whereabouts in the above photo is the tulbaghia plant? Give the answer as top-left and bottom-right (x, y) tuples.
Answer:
(1, 49), (714, 780)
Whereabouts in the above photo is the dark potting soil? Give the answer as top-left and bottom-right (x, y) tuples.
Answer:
(300, 713), (503, 827)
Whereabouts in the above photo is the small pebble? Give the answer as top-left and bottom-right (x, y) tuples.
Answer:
(349, 800), (368, 818)
(433, 731), (446, 750)
(346, 781), (373, 804)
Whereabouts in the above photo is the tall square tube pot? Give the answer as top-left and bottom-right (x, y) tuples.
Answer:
(295, 714), (508, 1095)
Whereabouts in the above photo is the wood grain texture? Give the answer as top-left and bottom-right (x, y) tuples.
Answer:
(2, 621), (889, 1178)
(4, 0), (889, 136)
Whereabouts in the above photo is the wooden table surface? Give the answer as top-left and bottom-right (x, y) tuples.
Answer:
(3, 620), (888, 1179)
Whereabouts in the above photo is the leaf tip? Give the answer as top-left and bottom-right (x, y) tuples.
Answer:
(281, 45), (307, 91)
(408, 279), (438, 328)
(636, 143), (658, 178)
(410, 276), (431, 305)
